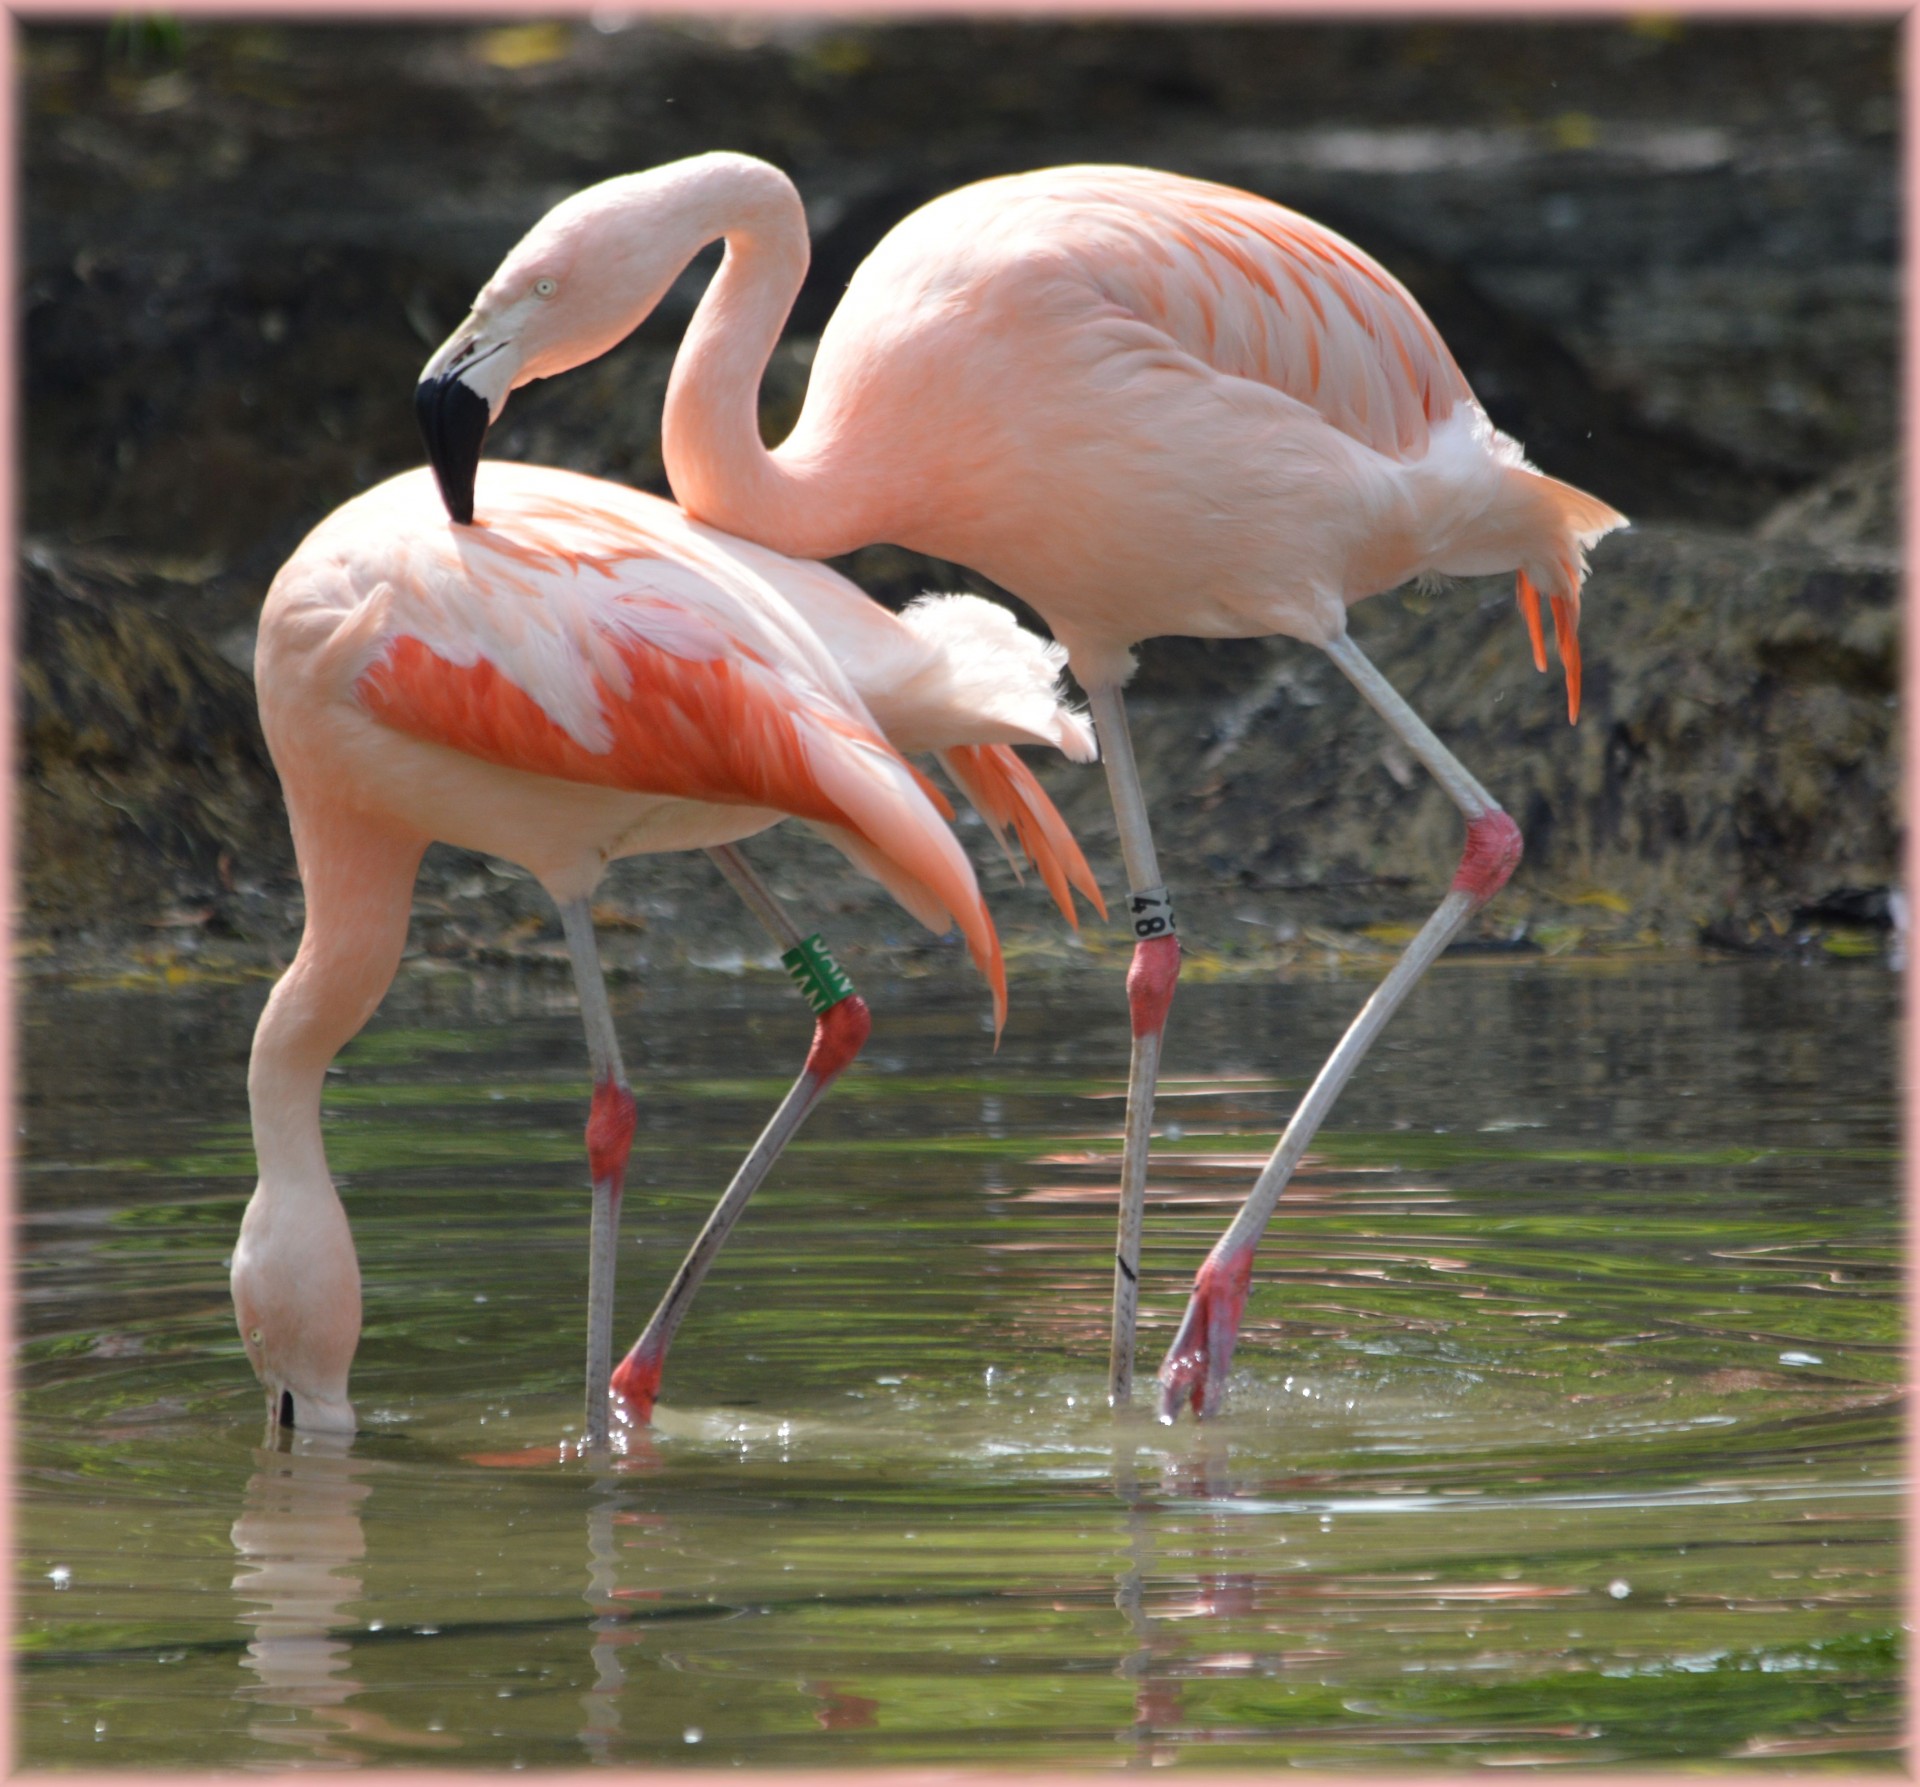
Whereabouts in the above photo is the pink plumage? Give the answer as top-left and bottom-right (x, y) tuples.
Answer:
(236, 454), (1098, 1440)
(417, 150), (1627, 1420)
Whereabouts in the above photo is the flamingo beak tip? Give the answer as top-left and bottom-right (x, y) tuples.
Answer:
(414, 371), (489, 526)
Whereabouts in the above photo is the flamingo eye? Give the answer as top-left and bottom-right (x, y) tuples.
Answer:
(533, 278), (558, 299)
(248, 1328), (263, 1345)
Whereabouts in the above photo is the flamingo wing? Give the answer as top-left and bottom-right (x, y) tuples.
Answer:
(332, 470), (1006, 1021)
(987, 167), (1479, 464)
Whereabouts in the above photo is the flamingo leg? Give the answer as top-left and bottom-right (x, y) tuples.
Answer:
(609, 844), (870, 1426)
(558, 897), (638, 1452)
(1156, 628), (1522, 1421)
(1086, 684), (1182, 1409)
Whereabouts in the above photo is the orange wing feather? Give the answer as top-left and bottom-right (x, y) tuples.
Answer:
(356, 617), (1002, 1022)
(357, 633), (858, 827)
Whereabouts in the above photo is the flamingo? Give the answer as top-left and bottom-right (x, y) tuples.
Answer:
(415, 152), (1626, 1420)
(234, 458), (1099, 1448)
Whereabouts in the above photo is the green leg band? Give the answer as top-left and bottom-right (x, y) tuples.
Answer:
(781, 934), (856, 1015)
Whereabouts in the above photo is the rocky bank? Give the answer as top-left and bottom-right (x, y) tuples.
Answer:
(19, 17), (1902, 983)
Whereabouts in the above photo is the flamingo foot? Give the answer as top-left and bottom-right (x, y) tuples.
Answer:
(610, 1338), (665, 1426)
(1155, 1244), (1253, 1421)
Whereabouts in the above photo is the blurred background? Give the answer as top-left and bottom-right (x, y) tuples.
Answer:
(19, 14), (1901, 975)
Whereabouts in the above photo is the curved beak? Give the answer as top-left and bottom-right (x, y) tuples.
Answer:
(415, 370), (490, 526)
(416, 319), (522, 526)
(271, 1381), (358, 1435)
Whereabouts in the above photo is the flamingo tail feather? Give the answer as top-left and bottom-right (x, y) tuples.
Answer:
(1549, 594), (1582, 725)
(1515, 570), (1548, 674)
(939, 743), (1107, 928)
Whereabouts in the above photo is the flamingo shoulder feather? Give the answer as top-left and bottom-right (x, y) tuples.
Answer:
(901, 165), (1479, 464)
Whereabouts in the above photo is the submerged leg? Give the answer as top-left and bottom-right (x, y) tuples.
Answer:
(609, 844), (870, 1425)
(1157, 628), (1522, 1421)
(1086, 683), (1182, 1409)
(558, 897), (637, 1453)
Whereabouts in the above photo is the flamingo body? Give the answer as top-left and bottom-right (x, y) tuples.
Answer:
(237, 457), (1098, 1434)
(264, 464), (1039, 944)
(672, 162), (1623, 695)
(423, 152), (1621, 697)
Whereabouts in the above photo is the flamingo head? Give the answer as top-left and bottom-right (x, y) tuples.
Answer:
(230, 1188), (361, 1436)
(416, 153), (794, 524)
(234, 1312), (358, 1437)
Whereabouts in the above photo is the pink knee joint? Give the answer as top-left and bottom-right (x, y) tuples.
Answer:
(1127, 935), (1181, 1039)
(804, 994), (872, 1083)
(586, 1079), (637, 1191)
(1451, 809), (1523, 907)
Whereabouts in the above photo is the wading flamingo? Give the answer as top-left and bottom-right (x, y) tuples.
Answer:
(235, 458), (1098, 1447)
(415, 152), (1626, 1421)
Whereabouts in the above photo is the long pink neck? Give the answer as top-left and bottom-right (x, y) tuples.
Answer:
(660, 167), (869, 561)
(248, 805), (423, 1200)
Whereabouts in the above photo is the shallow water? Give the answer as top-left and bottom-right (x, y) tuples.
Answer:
(16, 955), (1902, 1768)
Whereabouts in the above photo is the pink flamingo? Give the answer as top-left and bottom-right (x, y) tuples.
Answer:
(416, 153), (1625, 1420)
(233, 459), (1099, 1447)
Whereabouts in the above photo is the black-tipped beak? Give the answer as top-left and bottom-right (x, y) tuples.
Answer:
(415, 372), (491, 526)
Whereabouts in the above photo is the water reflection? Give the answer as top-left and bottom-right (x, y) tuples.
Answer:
(230, 1431), (456, 1762)
(580, 1471), (623, 1763)
(231, 1431), (367, 1761)
(801, 1678), (880, 1731)
(1113, 1443), (1175, 1768)
(1116, 1433), (1274, 1763)
(14, 962), (1902, 1769)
